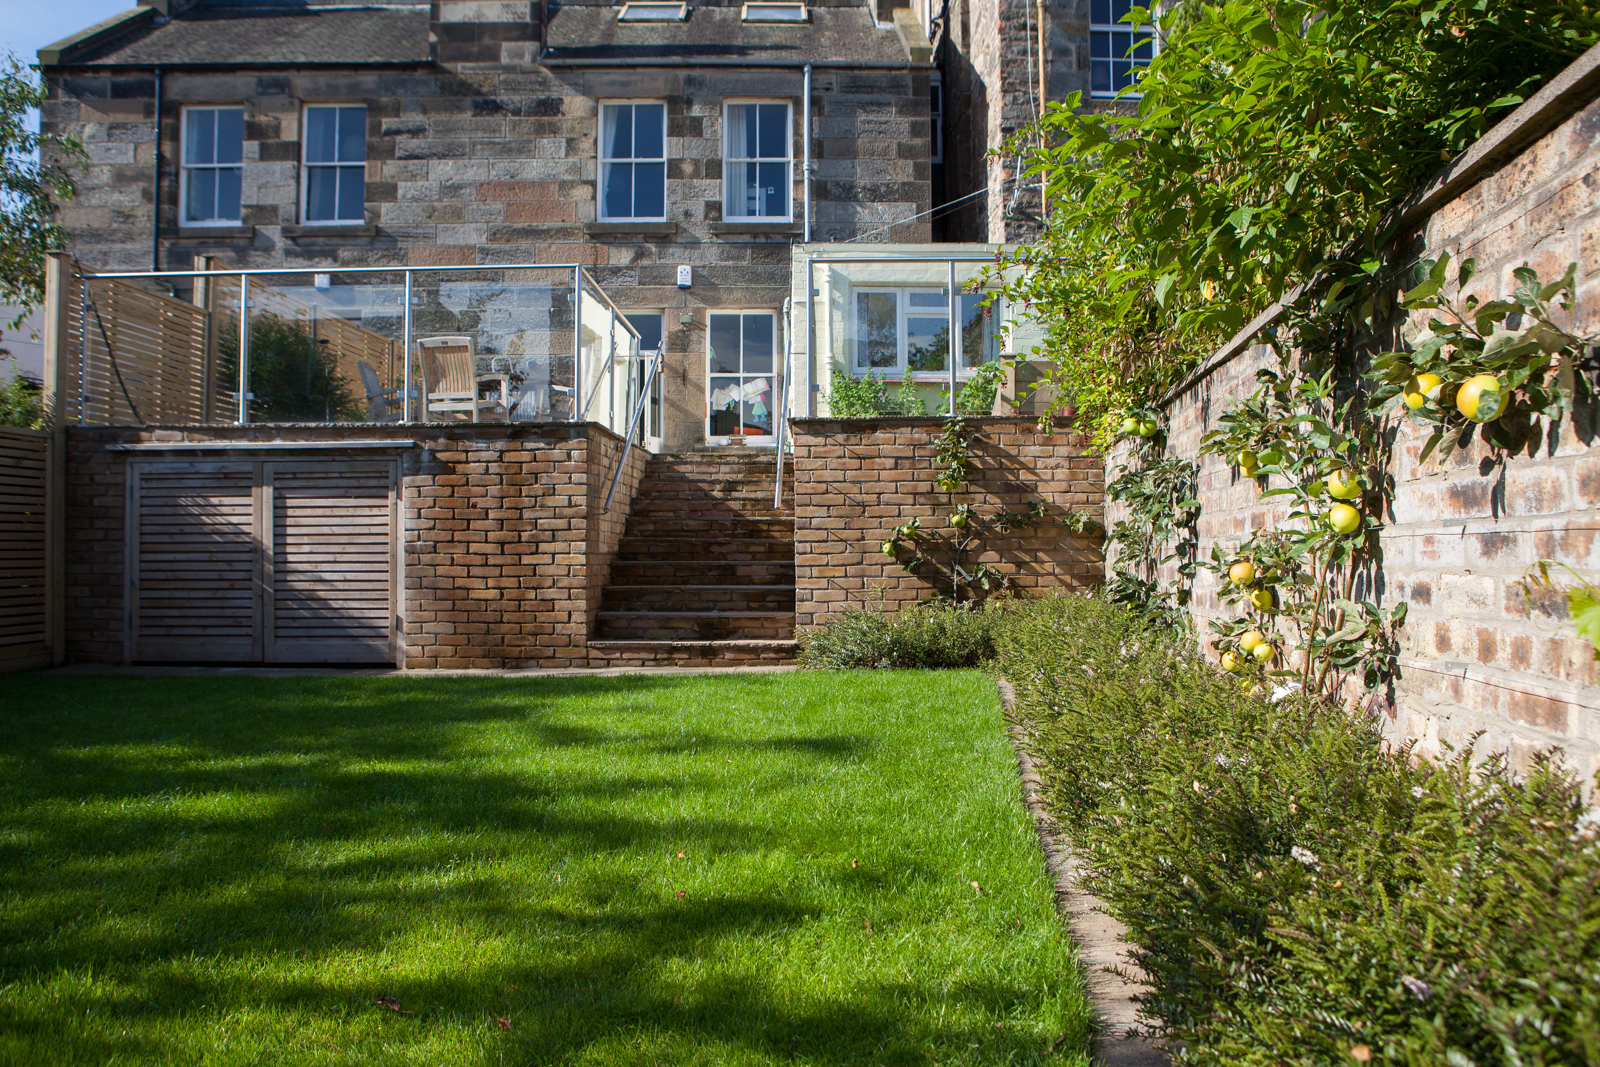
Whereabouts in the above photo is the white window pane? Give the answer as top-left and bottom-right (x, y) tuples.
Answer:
(908, 290), (947, 308)
(756, 104), (786, 159)
(633, 161), (665, 217)
(305, 108), (338, 163)
(215, 108), (244, 165)
(215, 167), (242, 221)
(337, 167), (364, 221)
(306, 166), (339, 220)
(906, 315), (947, 372)
(185, 110), (214, 165)
(601, 161), (633, 218)
(855, 292), (897, 370)
(185, 168), (216, 221)
(605, 105), (632, 159)
(634, 104), (664, 159)
(709, 315), (742, 373)
(742, 314), (773, 372)
(338, 107), (367, 163)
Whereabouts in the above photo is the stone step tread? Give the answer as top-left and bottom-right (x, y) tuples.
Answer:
(588, 639), (799, 649)
(595, 614), (793, 620)
(603, 584), (797, 591)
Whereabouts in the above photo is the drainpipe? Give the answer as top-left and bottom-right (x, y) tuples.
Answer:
(151, 66), (163, 271)
(802, 62), (812, 244)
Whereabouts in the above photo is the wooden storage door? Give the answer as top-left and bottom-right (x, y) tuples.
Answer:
(130, 463), (259, 662)
(266, 463), (395, 663)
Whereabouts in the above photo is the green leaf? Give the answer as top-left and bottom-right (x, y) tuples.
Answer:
(1568, 591), (1600, 657)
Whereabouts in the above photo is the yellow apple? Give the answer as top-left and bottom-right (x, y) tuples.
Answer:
(1456, 374), (1504, 423)
(1239, 630), (1266, 653)
(1137, 419), (1159, 437)
(1402, 372), (1442, 410)
(1248, 588), (1275, 612)
(1237, 449), (1260, 476)
(1326, 504), (1362, 535)
(1221, 651), (1241, 672)
(1228, 561), (1256, 586)
(1252, 641), (1276, 663)
(1121, 416), (1140, 436)
(1326, 468), (1361, 500)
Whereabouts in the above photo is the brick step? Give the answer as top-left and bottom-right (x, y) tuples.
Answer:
(600, 584), (796, 612)
(622, 517), (794, 539)
(630, 484), (792, 504)
(626, 501), (793, 520)
(608, 559), (795, 584)
(613, 537), (795, 563)
(593, 610), (795, 641)
(587, 639), (799, 668)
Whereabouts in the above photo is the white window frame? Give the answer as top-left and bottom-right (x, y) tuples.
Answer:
(722, 100), (794, 223)
(849, 287), (1001, 378)
(617, 2), (687, 21)
(1089, 0), (1157, 99)
(740, 2), (807, 21)
(706, 308), (780, 439)
(299, 103), (368, 226)
(598, 101), (669, 222)
(178, 106), (245, 227)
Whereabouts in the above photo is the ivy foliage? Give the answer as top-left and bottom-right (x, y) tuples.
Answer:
(1, 53), (82, 318)
(991, 0), (1600, 442)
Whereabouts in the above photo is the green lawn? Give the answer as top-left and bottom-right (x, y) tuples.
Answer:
(0, 671), (1092, 1066)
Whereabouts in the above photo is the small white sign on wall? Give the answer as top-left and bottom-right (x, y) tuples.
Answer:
(677, 265), (692, 289)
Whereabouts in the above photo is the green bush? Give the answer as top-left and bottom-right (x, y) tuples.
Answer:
(0, 357), (42, 429)
(996, 596), (1600, 1066)
(799, 599), (1005, 669)
(216, 315), (361, 422)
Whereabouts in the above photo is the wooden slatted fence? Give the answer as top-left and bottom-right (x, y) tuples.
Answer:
(0, 428), (52, 672)
(64, 277), (210, 425)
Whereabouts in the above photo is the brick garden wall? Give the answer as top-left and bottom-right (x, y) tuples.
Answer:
(62, 421), (643, 669)
(790, 416), (1104, 627)
(1115, 77), (1600, 784)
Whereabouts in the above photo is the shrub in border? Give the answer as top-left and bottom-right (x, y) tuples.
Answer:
(996, 595), (1600, 1066)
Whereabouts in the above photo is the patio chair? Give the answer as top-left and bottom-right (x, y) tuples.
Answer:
(415, 336), (510, 422)
(357, 361), (403, 423)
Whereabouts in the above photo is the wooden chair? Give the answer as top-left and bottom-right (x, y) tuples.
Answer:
(415, 336), (510, 422)
(357, 361), (403, 423)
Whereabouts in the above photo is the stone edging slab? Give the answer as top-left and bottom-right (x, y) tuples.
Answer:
(998, 679), (1169, 1067)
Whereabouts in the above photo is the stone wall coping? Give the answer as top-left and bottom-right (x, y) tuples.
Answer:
(790, 415), (1077, 432)
(1158, 39), (1600, 408)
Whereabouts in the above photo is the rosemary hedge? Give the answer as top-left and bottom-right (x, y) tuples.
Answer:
(997, 596), (1600, 1066)
(798, 600), (1004, 669)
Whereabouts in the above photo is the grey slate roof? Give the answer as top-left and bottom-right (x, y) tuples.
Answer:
(542, 5), (912, 66)
(68, 4), (430, 67)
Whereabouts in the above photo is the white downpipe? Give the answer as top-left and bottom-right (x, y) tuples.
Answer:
(803, 63), (813, 245)
(237, 274), (250, 424)
(572, 266), (583, 422)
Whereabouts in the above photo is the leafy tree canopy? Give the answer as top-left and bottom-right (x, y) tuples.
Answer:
(996, 0), (1600, 443)
(0, 52), (81, 316)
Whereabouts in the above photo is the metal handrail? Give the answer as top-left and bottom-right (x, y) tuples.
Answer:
(773, 296), (793, 509)
(604, 345), (664, 511)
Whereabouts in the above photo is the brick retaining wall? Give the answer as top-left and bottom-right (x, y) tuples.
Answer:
(63, 421), (644, 669)
(791, 416), (1104, 626)
(1114, 69), (1600, 784)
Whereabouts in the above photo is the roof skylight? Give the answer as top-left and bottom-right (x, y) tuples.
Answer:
(617, 2), (688, 21)
(741, 2), (808, 21)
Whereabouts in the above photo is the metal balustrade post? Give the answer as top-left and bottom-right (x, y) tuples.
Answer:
(401, 270), (413, 422)
(947, 259), (958, 416)
(237, 275), (250, 424)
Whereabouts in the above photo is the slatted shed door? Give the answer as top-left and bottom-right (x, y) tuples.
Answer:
(129, 459), (398, 664)
(130, 463), (259, 662)
(267, 464), (395, 663)
(0, 429), (52, 670)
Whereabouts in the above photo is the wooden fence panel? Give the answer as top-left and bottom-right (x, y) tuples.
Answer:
(63, 277), (209, 425)
(0, 429), (51, 672)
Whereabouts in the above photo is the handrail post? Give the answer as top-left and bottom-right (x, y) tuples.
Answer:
(774, 296), (792, 509)
(77, 271), (89, 425)
(947, 259), (958, 416)
(237, 274), (250, 424)
(604, 345), (663, 511)
(401, 270), (414, 421)
(572, 267), (583, 422)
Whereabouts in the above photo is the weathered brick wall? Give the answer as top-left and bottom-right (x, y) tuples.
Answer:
(791, 416), (1103, 626)
(1121, 88), (1600, 785)
(61, 421), (644, 669)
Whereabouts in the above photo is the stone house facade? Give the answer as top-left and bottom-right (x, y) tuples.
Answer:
(38, 0), (939, 451)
